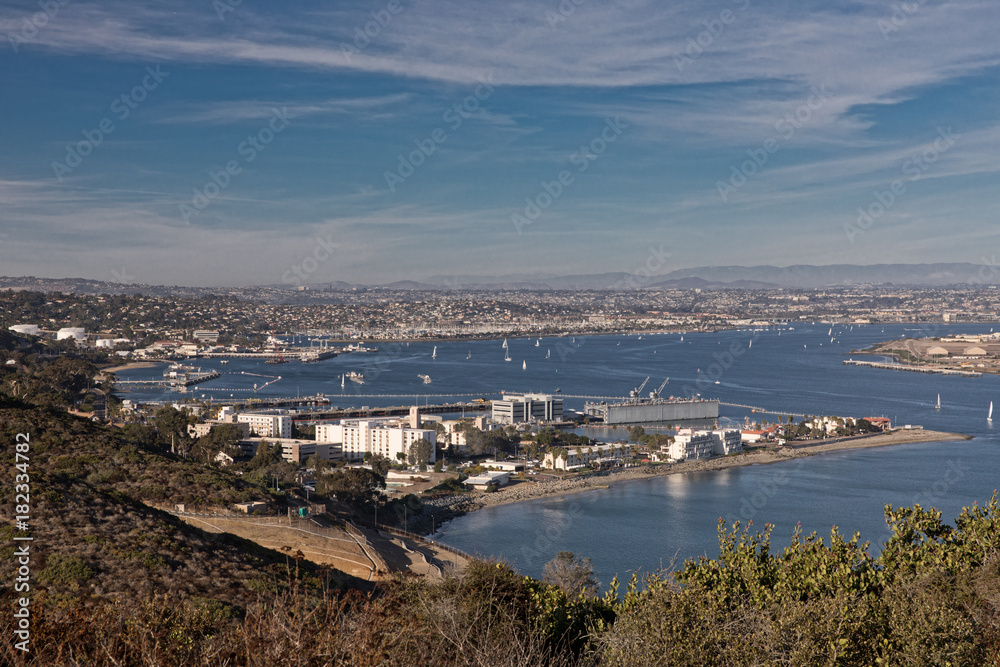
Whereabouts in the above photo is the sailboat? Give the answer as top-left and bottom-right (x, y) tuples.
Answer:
(340, 374), (345, 389)
(432, 346), (437, 359)
(935, 394), (941, 410)
(466, 351), (471, 360)
(748, 339), (752, 349)
(522, 360), (527, 370)
(502, 338), (508, 349)
(535, 339), (540, 347)
(545, 349), (550, 359)
(989, 401), (993, 422)
(680, 335), (683, 342)
(504, 351), (511, 362)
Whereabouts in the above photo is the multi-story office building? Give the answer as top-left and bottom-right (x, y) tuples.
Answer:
(491, 393), (563, 424)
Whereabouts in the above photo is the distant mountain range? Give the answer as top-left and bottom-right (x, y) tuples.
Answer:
(418, 263), (997, 290)
(1, 263), (996, 297)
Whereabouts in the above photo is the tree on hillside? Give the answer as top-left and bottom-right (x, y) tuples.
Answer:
(319, 468), (385, 508)
(154, 405), (194, 454)
(192, 423), (244, 465)
(408, 438), (434, 471)
(542, 551), (599, 597)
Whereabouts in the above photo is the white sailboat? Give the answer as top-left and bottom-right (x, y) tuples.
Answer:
(935, 394), (941, 410)
(748, 339), (752, 349)
(466, 351), (471, 359)
(502, 338), (508, 349)
(504, 351), (511, 362)
(535, 339), (540, 347)
(989, 401), (993, 422)
(522, 360), (527, 370)
(545, 349), (550, 359)
(340, 374), (345, 389)
(432, 346), (437, 359)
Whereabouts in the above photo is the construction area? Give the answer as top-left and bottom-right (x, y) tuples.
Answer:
(172, 511), (468, 582)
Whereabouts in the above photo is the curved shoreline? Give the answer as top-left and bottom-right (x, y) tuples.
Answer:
(416, 429), (970, 534)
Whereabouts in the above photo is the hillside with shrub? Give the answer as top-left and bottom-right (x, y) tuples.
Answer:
(2, 343), (1000, 664)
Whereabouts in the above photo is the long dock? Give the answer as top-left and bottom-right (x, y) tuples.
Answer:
(297, 402), (491, 421)
(843, 359), (982, 377)
(116, 370), (220, 391)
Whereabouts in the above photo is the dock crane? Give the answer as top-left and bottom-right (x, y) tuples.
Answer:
(629, 376), (650, 399)
(650, 376), (669, 399)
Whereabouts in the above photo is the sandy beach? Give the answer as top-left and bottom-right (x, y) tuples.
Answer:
(416, 429), (969, 533)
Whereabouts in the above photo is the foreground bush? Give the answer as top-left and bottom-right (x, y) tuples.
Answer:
(3, 497), (999, 666)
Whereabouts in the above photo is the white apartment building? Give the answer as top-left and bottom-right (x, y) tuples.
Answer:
(492, 393), (563, 424)
(543, 443), (629, 470)
(316, 418), (436, 463)
(667, 428), (742, 462)
(237, 411), (292, 439)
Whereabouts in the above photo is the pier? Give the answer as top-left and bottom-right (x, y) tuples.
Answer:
(117, 369), (220, 391)
(843, 359), (982, 377)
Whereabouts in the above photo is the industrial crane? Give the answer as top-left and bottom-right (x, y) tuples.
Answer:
(629, 376), (650, 398)
(650, 376), (669, 399)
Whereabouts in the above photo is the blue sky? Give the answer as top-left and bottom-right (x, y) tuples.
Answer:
(1, 0), (998, 286)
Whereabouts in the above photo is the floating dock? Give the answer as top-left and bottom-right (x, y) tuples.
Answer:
(584, 398), (720, 424)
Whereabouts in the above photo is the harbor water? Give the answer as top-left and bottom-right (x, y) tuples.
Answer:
(116, 323), (1000, 583)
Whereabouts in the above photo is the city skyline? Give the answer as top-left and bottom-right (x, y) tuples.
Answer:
(2, 0), (999, 286)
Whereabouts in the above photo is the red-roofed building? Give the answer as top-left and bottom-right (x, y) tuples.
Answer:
(867, 417), (892, 431)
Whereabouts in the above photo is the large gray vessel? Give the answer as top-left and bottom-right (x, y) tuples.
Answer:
(584, 397), (719, 424)
(583, 376), (719, 424)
